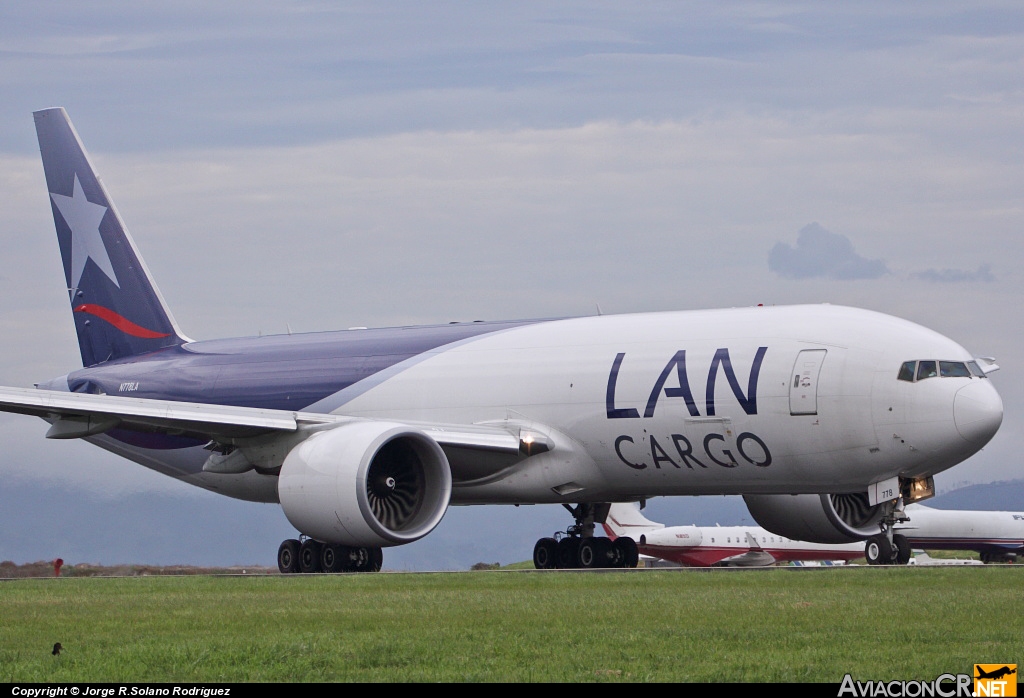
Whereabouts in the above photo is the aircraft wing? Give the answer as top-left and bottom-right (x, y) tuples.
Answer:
(716, 532), (777, 566)
(716, 550), (778, 567)
(0, 385), (523, 454)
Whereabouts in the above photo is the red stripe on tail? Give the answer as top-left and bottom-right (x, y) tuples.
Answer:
(73, 304), (171, 339)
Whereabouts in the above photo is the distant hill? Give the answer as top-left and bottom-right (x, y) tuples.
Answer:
(928, 479), (1024, 511)
(0, 478), (566, 572)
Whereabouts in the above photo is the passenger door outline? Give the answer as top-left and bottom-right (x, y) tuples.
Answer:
(790, 349), (827, 416)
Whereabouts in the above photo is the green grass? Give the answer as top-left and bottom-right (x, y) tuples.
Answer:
(0, 567), (1019, 682)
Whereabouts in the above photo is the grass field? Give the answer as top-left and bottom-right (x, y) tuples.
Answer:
(0, 566), (1020, 683)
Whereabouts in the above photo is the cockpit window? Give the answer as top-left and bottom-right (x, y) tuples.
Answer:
(940, 361), (970, 378)
(901, 359), (982, 381)
(897, 361), (916, 382)
(916, 360), (938, 380)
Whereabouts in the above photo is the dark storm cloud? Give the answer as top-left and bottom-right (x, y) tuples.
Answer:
(913, 264), (995, 283)
(768, 223), (889, 280)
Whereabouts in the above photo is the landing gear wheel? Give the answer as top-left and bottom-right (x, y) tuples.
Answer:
(533, 537), (558, 569)
(347, 546), (383, 572)
(278, 539), (301, 574)
(299, 539), (323, 573)
(893, 534), (912, 565)
(613, 537), (639, 569)
(577, 538), (605, 569)
(557, 537), (580, 569)
(346, 546), (370, 572)
(593, 537), (616, 568)
(865, 535), (892, 565)
(321, 544), (350, 573)
(367, 547), (383, 572)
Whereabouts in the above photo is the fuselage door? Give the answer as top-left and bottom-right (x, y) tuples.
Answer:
(790, 349), (827, 416)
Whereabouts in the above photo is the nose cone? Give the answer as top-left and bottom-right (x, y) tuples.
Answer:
(954, 381), (1003, 445)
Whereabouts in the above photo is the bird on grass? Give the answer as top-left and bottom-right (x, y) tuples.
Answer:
(52, 643), (62, 656)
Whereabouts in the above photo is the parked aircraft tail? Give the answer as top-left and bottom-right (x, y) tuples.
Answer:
(603, 502), (664, 540)
(34, 108), (188, 367)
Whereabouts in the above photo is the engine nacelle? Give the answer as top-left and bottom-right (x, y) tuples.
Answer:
(742, 493), (886, 544)
(278, 421), (452, 547)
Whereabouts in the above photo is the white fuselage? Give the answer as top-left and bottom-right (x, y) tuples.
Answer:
(897, 504), (1024, 552)
(87, 303), (1004, 505)
(634, 524), (865, 567)
(602, 501), (864, 566)
(313, 304), (1000, 505)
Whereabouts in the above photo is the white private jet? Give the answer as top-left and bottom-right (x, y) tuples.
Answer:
(602, 502), (864, 567)
(0, 108), (1005, 572)
(602, 501), (1024, 567)
(894, 504), (1024, 564)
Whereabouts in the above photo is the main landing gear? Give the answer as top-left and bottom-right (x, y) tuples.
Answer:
(277, 537), (383, 573)
(864, 497), (912, 565)
(533, 503), (640, 570)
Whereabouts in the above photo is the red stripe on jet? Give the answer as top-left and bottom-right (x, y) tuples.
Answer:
(73, 304), (170, 339)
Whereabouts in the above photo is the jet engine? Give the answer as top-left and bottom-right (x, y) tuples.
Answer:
(742, 493), (886, 544)
(278, 420), (452, 547)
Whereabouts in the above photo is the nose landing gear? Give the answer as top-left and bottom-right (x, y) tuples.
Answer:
(864, 498), (912, 565)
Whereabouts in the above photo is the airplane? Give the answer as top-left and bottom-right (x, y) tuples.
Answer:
(601, 501), (865, 567)
(602, 501), (1024, 568)
(892, 504), (1024, 564)
(0, 107), (1005, 573)
(975, 666), (1017, 681)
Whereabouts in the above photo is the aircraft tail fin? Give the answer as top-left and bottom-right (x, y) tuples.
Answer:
(34, 108), (189, 367)
(603, 502), (664, 540)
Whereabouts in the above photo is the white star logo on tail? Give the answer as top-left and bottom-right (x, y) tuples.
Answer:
(50, 174), (120, 290)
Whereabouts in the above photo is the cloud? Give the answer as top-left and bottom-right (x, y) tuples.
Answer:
(768, 222), (889, 280)
(912, 264), (995, 283)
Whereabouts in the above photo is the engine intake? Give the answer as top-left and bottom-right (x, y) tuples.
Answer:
(278, 421), (452, 547)
(742, 492), (886, 544)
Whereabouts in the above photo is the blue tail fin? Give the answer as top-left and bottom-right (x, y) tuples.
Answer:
(34, 108), (189, 367)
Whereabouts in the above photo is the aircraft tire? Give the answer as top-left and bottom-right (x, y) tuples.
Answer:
(578, 538), (614, 568)
(321, 544), (350, 573)
(278, 539), (301, 574)
(348, 546), (370, 572)
(299, 539), (323, 573)
(533, 538), (558, 569)
(557, 537), (580, 569)
(614, 537), (640, 569)
(865, 535), (892, 565)
(593, 537), (614, 568)
(577, 538), (598, 568)
(893, 534), (912, 565)
(368, 547), (383, 572)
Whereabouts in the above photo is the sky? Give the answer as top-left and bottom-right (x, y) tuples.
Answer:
(1, 2), (1023, 567)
